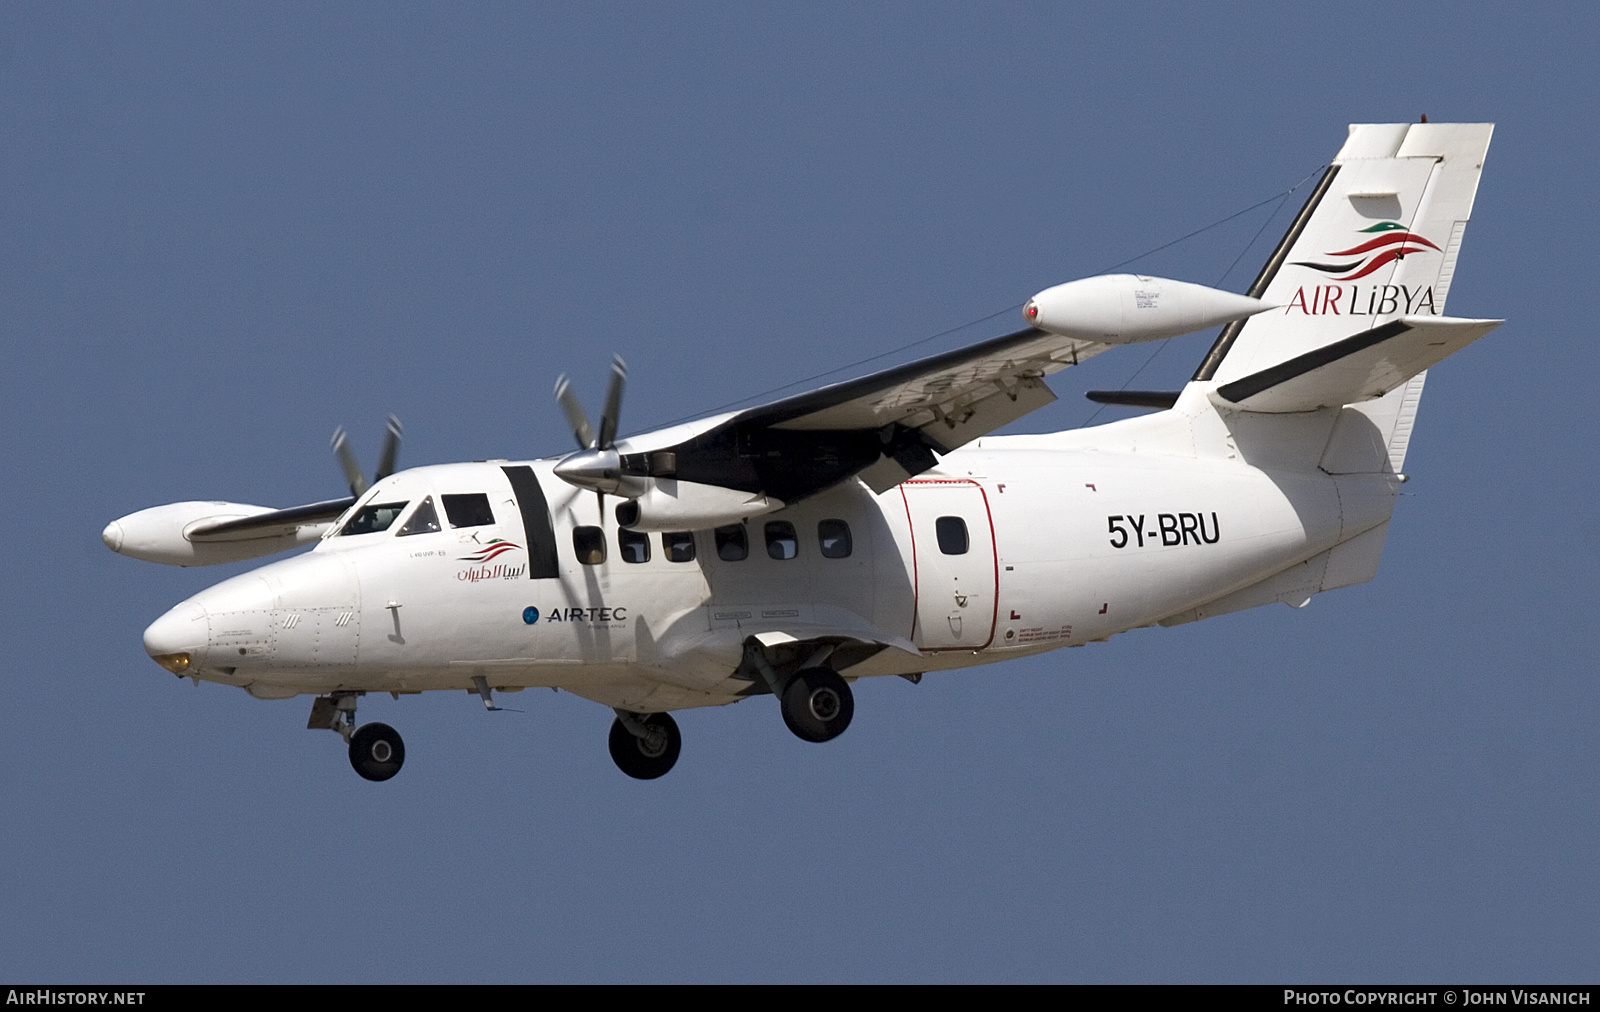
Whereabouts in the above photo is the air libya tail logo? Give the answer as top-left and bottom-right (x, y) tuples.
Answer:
(458, 539), (522, 563)
(1292, 222), (1440, 281)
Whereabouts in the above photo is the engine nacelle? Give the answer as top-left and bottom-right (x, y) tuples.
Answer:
(102, 501), (326, 567)
(1024, 274), (1274, 344)
(615, 480), (784, 532)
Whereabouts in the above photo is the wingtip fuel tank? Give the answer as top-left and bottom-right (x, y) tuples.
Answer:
(1024, 274), (1275, 344)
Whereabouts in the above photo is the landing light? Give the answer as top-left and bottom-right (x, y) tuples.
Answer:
(152, 652), (191, 674)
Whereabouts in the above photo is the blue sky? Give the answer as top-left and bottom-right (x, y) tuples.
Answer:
(2, 3), (1597, 982)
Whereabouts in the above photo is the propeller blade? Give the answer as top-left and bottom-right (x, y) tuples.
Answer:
(596, 490), (606, 520)
(374, 414), (403, 482)
(331, 427), (368, 497)
(555, 375), (597, 449)
(597, 355), (626, 450)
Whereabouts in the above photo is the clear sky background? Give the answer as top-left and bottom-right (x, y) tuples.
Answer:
(2, 3), (1596, 983)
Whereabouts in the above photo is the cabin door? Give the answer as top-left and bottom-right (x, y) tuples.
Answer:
(901, 479), (997, 650)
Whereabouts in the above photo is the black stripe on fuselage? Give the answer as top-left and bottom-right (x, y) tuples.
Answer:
(501, 465), (561, 579)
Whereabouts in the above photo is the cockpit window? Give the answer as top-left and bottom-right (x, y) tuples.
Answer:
(339, 502), (409, 536)
(397, 497), (442, 536)
(443, 493), (495, 529)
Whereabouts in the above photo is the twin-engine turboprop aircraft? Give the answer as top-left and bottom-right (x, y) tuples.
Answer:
(107, 122), (1499, 782)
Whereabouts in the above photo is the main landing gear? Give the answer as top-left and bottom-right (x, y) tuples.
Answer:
(309, 692), (406, 782)
(744, 642), (855, 744)
(780, 667), (854, 742)
(609, 709), (681, 780)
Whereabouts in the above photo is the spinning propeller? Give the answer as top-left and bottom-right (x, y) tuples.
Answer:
(552, 356), (628, 515)
(331, 415), (403, 498)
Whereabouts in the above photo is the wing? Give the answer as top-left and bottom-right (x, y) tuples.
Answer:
(622, 326), (1107, 501)
(186, 497), (355, 542)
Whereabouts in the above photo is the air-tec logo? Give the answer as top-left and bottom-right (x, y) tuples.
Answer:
(1284, 221), (1444, 317)
(521, 606), (629, 625)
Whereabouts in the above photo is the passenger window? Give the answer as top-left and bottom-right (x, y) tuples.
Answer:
(662, 531), (696, 563)
(572, 526), (606, 565)
(618, 528), (650, 564)
(715, 524), (748, 562)
(339, 501), (409, 536)
(443, 493), (495, 529)
(935, 516), (969, 555)
(818, 519), (852, 559)
(397, 497), (442, 536)
(765, 521), (798, 560)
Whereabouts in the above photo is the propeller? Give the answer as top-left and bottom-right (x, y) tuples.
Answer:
(552, 356), (628, 516)
(331, 415), (403, 498)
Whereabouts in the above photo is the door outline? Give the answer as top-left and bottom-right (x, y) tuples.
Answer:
(898, 478), (999, 651)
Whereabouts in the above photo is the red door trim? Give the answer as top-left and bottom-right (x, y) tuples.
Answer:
(899, 478), (999, 652)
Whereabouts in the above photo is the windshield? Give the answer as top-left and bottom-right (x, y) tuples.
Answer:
(338, 501), (409, 536)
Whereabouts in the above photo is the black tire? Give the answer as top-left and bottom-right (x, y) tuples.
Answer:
(348, 722), (405, 782)
(780, 667), (854, 743)
(608, 711), (681, 780)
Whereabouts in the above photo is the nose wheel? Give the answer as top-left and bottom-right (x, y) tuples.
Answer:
(348, 722), (406, 781)
(608, 710), (681, 779)
(309, 693), (407, 782)
(780, 667), (854, 742)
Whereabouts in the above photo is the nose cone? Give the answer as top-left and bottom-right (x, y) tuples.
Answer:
(144, 601), (208, 675)
(101, 521), (124, 552)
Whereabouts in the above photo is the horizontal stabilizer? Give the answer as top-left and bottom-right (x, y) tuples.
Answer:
(1213, 315), (1501, 413)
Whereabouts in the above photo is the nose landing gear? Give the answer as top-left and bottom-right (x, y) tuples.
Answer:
(308, 692), (407, 782)
(348, 722), (405, 782)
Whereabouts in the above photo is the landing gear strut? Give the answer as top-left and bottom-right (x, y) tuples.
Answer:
(608, 709), (681, 779)
(308, 692), (406, 782)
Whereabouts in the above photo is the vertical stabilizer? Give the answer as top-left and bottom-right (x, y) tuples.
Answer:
(1195, 123), (1493, 388)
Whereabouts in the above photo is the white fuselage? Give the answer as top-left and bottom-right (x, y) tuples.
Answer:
(145, 409), (1399, 713)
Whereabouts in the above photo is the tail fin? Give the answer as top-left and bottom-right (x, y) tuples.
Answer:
(1194, 122), (1495, 400)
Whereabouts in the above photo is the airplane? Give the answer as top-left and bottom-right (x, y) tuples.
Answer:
(105, 121), (1499, 782)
